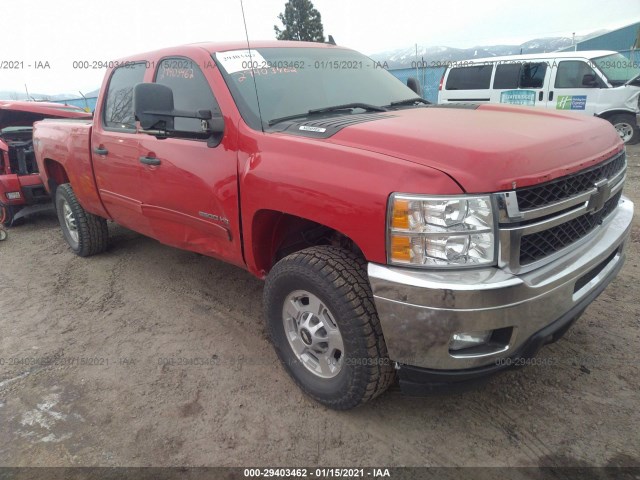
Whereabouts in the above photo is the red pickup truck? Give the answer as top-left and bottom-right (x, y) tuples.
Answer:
(33, 41), (633, 409)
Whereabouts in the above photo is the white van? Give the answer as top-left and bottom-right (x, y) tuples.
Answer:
(437, 50), (640, 144)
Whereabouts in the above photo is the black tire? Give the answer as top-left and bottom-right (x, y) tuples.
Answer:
(55, 183), (108, 257)
(0, 204), (23, 227)
(264, 246), (395, 410)
(608, 113), (639, 145)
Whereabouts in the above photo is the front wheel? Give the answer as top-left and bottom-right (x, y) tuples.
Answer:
(55, 183), (109, 257)
(609, 113), (639, 145)
(264, 246), (395, 410)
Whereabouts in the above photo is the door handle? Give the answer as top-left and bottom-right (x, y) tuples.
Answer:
(549, 91), (554, 101)
(139, 156), (161, 166)
(538, 91), (543, 102)
(94, 146), (108, 155)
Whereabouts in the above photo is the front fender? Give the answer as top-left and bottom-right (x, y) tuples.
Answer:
(238, 127), (463, 275)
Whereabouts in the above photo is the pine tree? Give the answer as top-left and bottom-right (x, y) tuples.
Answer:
(274, 0), (325, 43)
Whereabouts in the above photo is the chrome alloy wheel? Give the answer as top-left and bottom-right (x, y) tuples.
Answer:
(614, 121), (634, 143)
(282, 290), (344, 378)
(62, 199), (79, 244)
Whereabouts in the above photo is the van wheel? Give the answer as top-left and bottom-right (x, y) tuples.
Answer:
(55, 183), (108, 257)
(609, 114), (639, 144)
(264, 246), (395, 410)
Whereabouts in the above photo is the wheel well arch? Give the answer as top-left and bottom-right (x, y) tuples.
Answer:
(43, 158), (69, 195)
(251, 210), (365, 275)
(597, 109), (637, 121)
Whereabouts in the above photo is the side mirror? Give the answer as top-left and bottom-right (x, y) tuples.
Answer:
(133, 83), (224, 146)
(582, 74), (599, 88)
(134, 83), (176, 130)
(407, 77), (422, 96)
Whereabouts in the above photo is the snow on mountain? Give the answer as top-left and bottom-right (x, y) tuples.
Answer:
(370, 32), (605, 68)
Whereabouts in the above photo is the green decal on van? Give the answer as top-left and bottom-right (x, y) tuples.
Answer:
(556, 95), (587, 110)
(500, 90), (536, 106)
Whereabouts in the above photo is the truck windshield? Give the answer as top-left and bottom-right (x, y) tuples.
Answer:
(593, 53), (640, 86)
(213, 47), (418, 130)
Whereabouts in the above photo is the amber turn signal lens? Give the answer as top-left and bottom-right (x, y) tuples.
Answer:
(392, 199), (410, 230)
(390, 235), (411, 263)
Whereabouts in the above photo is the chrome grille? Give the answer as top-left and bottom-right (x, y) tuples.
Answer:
(516, 152), (626, 210)
(496, 151), (627, 273)
(519, 191), (622, 265)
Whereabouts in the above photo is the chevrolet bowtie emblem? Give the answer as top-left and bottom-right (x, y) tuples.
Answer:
(587, 179), (611, 214)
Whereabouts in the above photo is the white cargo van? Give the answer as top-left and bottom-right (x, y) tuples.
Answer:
(438, 50), (640, 143)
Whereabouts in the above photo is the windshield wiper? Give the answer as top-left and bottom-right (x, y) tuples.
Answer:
(308, 102), (388, 114)
(268, 103), (387, 126)
(388, 97), (431, 107)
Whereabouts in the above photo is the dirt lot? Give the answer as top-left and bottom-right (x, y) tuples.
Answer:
(1, 146), (639, 469)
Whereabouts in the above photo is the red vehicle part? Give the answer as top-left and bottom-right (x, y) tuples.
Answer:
(0, 101), (91, 225)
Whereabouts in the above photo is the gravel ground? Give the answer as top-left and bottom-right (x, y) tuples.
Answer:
(0, 145), (639, 468)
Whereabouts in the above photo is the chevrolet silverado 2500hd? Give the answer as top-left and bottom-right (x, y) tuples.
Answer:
(33, 41), (634, 409)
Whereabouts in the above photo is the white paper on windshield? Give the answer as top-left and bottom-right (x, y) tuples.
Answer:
(215, 49), (267, 74)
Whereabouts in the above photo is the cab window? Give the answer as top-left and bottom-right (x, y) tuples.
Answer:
(103, 63), (146, 130)
(154, 57), (220, 134)
(555, 61), (599, 88)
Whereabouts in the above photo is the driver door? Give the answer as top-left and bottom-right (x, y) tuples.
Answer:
(137, 56), (242, 264)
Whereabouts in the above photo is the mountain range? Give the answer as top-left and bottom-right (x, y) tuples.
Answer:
(370, 30), (608, 68)
(0, 89), (100, 102)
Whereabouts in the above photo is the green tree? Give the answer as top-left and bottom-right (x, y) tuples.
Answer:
(274, 0), (325, 43)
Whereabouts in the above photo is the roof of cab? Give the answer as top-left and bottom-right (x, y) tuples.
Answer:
(463, 50), (617, 65)
(195, 40), (343, 52)
(115, 40), (346, 63)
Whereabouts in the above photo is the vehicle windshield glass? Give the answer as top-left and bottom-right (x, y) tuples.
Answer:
(213, 47), (418, 129)
(592, 53), (640, 86)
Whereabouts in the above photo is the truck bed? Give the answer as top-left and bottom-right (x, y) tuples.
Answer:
(33, 119), (106, 218)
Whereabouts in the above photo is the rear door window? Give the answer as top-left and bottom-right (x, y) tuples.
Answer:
(493, 64), (520, 89)
(445, 65), (493, 90)
(519, 62), (547, 88)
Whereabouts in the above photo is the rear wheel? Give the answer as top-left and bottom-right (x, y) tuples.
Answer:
(55, 183), (108, 257)
(264, 246), (395, 410)
(609, 113), (639, 145)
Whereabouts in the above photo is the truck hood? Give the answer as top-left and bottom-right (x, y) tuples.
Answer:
(325, 104), (622, 193)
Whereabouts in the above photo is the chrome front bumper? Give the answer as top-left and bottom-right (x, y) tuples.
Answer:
(368, 196), (634, 371)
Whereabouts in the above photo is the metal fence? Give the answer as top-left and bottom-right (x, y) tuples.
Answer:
(387, 66), (445, 103)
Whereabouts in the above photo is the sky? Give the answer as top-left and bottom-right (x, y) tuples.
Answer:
(0, 0), (638, 95)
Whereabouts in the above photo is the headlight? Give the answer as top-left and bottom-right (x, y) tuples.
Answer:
(388, 194), (496, 267)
